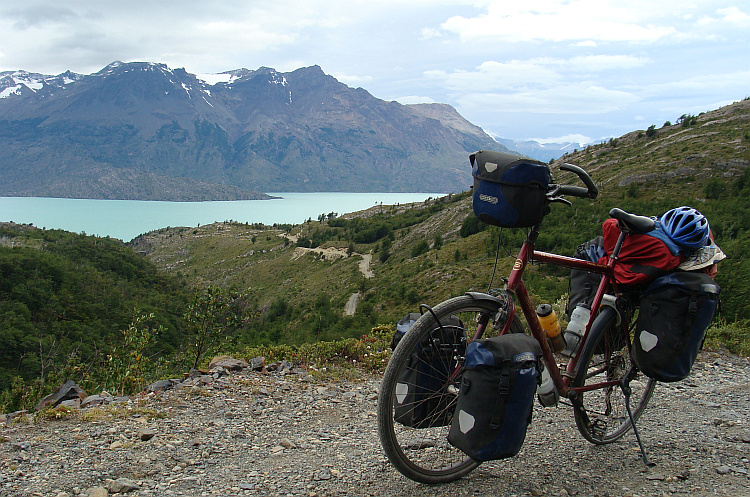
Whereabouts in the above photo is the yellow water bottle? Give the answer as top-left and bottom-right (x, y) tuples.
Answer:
(536, 304), (566, 353)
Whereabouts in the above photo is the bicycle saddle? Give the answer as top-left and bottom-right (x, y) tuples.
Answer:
(609, 208), (655, 234)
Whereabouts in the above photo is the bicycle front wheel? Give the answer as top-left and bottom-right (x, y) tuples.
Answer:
(572, 306), (656, 444)
(377, 294), (523, 483)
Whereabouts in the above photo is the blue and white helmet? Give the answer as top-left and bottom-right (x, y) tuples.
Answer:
(660, 206), (710, 249)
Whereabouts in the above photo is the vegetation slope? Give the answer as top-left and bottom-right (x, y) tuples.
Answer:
(1, 98), (748, 411)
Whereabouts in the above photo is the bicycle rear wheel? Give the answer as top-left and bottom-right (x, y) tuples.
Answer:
(572, 306), (656, 444)
(377, 294), (523, 483)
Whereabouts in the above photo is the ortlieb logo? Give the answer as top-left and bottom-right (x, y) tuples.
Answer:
(514, 352), (536, 363)
(479, 194), (498, 204)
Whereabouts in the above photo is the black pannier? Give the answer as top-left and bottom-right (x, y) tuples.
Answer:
(392, 313), (466, 428)
(632, 271), (720, 382)
(448, 334), (542, 462)
(470, 150), (551, 228)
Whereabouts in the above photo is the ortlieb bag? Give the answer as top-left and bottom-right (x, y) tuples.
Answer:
(567, 236), (606, 318)
(600, 218), (685, 287)
(633, 271), (720, 382)
(393, 313), (466, 428)
(470, 150), (551, 228)
(448, 334), (542, 461)
(391, 312), (421, 350)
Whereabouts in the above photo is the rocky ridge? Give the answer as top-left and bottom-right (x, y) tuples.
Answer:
(1, 350), (749, 497)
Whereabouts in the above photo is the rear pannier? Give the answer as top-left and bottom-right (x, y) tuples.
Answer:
(632, 271), (720, 382)
(470, 150), (551, 228)
(448, 333), (542, 461)
(392, 314), (466, 428)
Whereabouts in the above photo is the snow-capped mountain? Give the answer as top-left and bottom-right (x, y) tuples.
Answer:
(0, 61), (503, 200)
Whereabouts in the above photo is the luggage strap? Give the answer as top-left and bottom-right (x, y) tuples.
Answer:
(490, 365), (512, 430)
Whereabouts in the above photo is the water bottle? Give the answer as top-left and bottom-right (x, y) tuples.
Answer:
(537, 364), (559, 407)
(562, 304), (591, 357)
(536, 304), (566, 353)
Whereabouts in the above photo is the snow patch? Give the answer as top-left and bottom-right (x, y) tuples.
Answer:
(196, 73), (233, 85)
(0, 86), (22, 98)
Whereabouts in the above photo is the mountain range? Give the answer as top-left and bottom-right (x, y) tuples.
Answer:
(0, 62), (505, 200)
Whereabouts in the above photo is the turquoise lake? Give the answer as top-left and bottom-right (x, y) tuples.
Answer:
(0, 193), (443, 242)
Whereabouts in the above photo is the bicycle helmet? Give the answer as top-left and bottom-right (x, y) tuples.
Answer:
(659, 206), (710, 249)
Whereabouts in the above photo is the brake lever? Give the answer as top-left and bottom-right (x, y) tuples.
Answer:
(548, 196), (572, 206)
(546, 185), (573, 205)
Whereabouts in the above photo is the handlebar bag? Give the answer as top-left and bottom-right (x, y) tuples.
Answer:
(470, 150), (551, 228)
(392, 313), (466, 428)
(448, 334), (542, 461)
(632, 271), (720, 382)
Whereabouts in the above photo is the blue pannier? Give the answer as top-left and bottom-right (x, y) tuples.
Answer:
(470, 150), (551, 228)
(448, 334), (542, 461)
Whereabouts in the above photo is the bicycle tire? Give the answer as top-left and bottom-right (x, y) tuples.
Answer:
(572, 306), (656, 444)
(377, 294), (523, 483)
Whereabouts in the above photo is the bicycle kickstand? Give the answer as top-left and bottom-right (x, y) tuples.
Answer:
(620, 377), (655, 467)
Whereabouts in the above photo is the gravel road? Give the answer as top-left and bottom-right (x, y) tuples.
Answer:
(1, 350), (748, 497)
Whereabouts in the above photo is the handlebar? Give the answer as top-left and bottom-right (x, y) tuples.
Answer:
(552, 163), (598, 199)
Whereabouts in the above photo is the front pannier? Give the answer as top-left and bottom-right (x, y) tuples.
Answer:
(632, 271), (720, 382)
(470, 150), (551, 228)
(448, 334), (542, 461)
(393, 314), (466, 428)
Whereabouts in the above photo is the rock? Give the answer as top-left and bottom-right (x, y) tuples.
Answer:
(280, 438), (296, 449)
(716, 465), (732, 475)
(86, 487), (108, 497)
(107, 477), (140, 493)
(35, 381), (88, 411)
(249, 356), (265, 371)
(144, 379), (178, 393)
(209, 355), (248, 371)
(109, 441), (124, 450)
(81, 394), (106, 408)
(137, 428), (156, 441)
(59, 399), (81, 409)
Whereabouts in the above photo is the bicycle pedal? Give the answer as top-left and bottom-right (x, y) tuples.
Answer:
(590, 419), (607, 440)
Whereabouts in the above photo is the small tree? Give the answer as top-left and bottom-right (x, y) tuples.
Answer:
(704, 179), (726, 200)
(182, 287), (239, 370)
(646, 124), (657, 138)
(433, 233), (443, 250)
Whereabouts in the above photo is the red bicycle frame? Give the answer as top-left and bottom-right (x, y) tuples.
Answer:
(496, 223), (630, 400)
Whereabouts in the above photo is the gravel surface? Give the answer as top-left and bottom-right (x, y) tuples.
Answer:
(1, 350), (749, 497)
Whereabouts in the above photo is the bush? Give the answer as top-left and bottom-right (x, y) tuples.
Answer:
(411, 240), (430, 258)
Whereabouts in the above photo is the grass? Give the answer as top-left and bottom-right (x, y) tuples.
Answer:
(704, 319), (750, 357)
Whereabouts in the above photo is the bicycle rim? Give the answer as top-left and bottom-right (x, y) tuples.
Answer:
(573, 307), (656, 444)
(377, 294), (522, 483)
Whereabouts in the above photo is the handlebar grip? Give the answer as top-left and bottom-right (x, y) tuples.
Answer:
(556, 185), (591, 198)
(559, 163), (598, 199)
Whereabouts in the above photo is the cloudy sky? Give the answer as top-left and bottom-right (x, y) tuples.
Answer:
(1, 0), (748, 144)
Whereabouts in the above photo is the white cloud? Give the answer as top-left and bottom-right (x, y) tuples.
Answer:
(395, 95), (436, 104)
(332, 73), (373, 86)
(530, 133), (593, 145)
(440, 1), (676, 44)
(419, 27), (442, 40)
(717, 6), (750, 25)
(425, 60), (563, 92)
(567, 55), (650, 72)
(456, 84), (639, 115)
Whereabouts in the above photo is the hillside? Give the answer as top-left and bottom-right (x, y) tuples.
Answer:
(132, 98), (750, 345)
(552, 98), (750, 198)
(0, 63), (503, 200)
(0, 223), (190, 398)
(2, 98), (749, 413)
